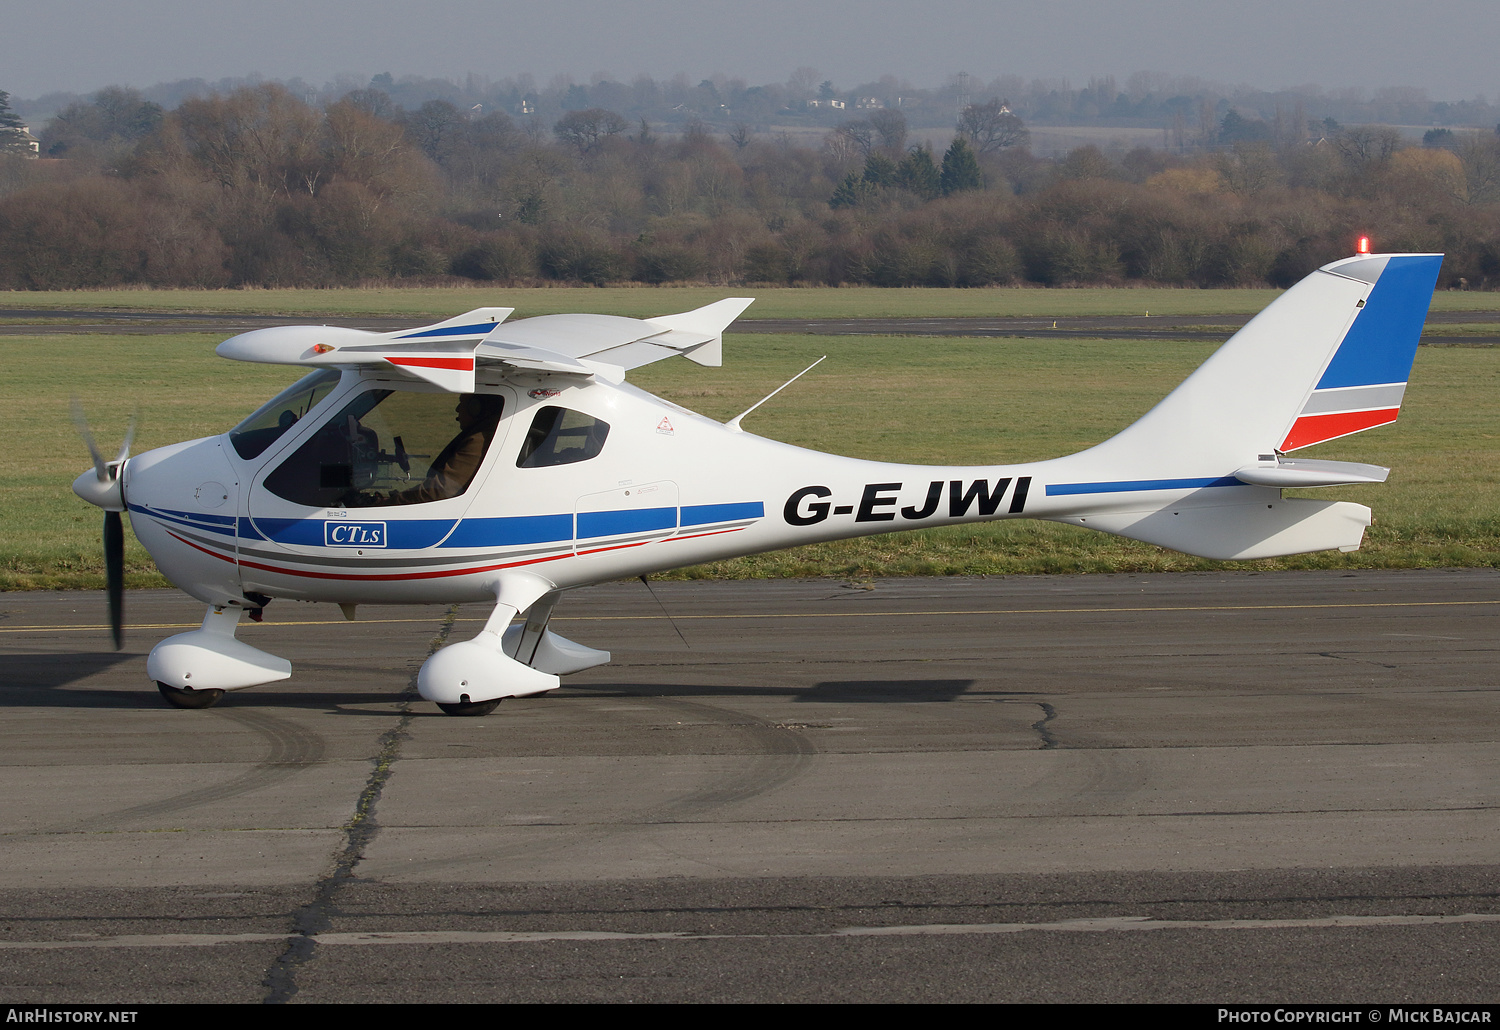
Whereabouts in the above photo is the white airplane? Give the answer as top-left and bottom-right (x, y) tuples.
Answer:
(73, 252), (1442, 714)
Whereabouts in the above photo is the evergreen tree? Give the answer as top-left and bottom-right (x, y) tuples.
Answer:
(861, 153), (897, 188)
(0, 91), (28, 153)
(896, 145), (941, 200)
(830, 170), (874, 209)
(940, 137), (984, 195)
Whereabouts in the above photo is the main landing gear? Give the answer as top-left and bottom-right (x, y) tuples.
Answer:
(157, 682), (227, 709)
(418, 578), (611, 717)
(435, 698), (502, 717)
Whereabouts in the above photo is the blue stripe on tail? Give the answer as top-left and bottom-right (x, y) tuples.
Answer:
(1316, 255), (1443, 390)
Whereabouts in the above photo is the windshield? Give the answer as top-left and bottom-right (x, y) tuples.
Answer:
(229, 369), (342, 460)
(262, 388), (504, 508)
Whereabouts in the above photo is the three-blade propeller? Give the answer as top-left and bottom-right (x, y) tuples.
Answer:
(70, 401), (134, 651)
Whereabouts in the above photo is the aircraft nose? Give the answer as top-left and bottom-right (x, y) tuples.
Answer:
(72, 467), (124, 512)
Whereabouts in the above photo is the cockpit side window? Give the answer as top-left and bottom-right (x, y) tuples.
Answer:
(516, 406), (610, 468)
(263, 389), (504, 508)
(229, 369), (341, 460)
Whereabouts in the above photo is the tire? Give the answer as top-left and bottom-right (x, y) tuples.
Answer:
(157, 682), (226, 709)
(436, 698), (501, 717)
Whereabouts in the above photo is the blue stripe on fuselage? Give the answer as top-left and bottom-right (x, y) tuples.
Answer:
(1046, 476), (1241, 496)
(577, 506), (677, 539)
(440, 514), (573, 547)
(681, 501), (765, 526)
(127, 503), (236, 536)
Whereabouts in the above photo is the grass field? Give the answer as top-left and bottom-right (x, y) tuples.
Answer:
(1, 284), (1496, 321)
(4, 328), (1497, 590)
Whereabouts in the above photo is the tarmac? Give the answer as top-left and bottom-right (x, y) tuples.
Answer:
(2, 570), (1497, 1002)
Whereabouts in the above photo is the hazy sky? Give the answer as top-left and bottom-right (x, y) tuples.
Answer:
(9, 0), (1500, 101)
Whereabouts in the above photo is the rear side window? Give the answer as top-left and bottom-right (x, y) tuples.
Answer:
(517, 406), (609, 468)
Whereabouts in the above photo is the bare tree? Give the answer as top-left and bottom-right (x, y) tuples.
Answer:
(174, 85), (323, 195)
(829, 119), (875, 159)
(1457, 134), (1500, 205)
(1334, 125), (1403, 166)
(868, 108), (907, 155)
(786, 67), (820, 105)
(1215, 143), (1282, 196)
(956, 99), (1028, 154)
(552, 108), (627, 156)
(405, 100), (464, 162)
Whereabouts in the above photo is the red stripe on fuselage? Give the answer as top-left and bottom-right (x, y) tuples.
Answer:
(667, 527), (748, 542)
(1280, 408), (1399, 451)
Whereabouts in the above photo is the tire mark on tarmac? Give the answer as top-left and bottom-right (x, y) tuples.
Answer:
(77, 708), (327, 830)
(644, 696), (818, 813)
(381, 693), (819, 880)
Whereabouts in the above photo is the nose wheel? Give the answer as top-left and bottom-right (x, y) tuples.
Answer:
(156, 682), (226, 710)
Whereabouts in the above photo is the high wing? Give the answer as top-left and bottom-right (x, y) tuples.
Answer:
(215, 298), (754, 392)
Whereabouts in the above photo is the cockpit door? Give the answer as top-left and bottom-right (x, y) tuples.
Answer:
(237, 382), (514, 574)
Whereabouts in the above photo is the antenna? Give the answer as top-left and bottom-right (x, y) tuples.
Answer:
(639, 576), (690, 649)
(725, 355), (826, 432)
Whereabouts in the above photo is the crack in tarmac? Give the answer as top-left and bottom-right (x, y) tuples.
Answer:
(259, 605), (459, 1005)
(1032, 702), (1060, 749)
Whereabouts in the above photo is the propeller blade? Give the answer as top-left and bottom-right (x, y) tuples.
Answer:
(103, 510), (124, 650)
(114, 413), (137, 466)
(70, 398), (108, 483)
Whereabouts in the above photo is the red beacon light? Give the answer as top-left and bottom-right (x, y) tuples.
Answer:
(1356, 236), (1371, 255)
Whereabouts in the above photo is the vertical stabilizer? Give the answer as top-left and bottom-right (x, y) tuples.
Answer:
(1079, 254), (1441, 478)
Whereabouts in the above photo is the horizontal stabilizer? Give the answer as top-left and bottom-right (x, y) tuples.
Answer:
(1054, 497), (1372, 560)
(1233, 458), (1389, 488)
(645, 298), (754, 367)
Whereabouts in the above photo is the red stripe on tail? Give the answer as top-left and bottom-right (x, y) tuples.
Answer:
(1281, 408), (1399, 451)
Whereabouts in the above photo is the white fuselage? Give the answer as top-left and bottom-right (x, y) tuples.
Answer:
(123, 367), (1266, 610)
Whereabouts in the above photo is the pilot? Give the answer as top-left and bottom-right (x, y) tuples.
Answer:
(378, 394), (504, 506)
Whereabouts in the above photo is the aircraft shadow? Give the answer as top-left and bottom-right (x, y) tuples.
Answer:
(0, 652), (145, 707)
(567, 678), (995, 703)
(2, 664), (1042, 712)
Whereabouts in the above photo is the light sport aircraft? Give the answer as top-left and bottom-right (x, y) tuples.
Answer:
(73, 252), (1443, 715)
